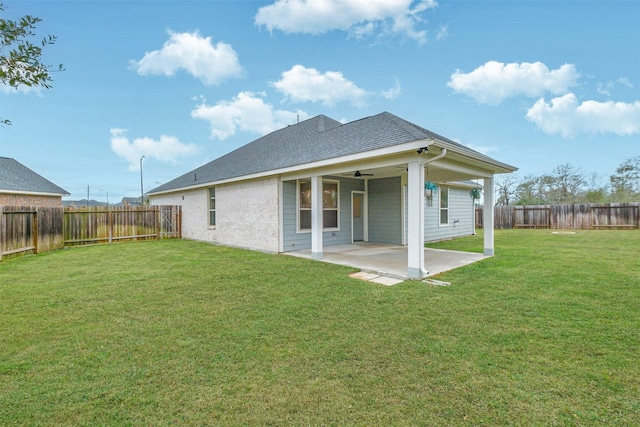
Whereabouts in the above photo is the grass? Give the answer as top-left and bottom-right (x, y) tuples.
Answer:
(1, 230), (639, 426)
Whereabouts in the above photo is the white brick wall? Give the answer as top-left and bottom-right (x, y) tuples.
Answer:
(150, 177), (280, 253)
(150, 188), (214, 241)
(216, 178), (279, 252)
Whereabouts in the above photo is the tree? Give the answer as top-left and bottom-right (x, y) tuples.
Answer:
(0, 3), (63, 125)
(547, 163), (586, 204)
(609, 156), (640, 202)
(516, 174), (552, 205)
(495, 173), (519, 206)
(583, 172), (608, 203)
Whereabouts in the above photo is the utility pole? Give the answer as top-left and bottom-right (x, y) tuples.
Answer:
(100, 189), (109, 207)
(140, 155), (145, 206)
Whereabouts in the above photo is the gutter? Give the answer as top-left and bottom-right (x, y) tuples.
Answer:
(424, 147), (447, 166)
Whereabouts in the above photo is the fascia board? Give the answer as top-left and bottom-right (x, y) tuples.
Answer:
(1, 189), (68, 197)
(436, 140), (518, 173)
(426, 158), (494, 179)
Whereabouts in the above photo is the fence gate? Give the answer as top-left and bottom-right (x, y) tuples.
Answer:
(158, 205), (182, 238)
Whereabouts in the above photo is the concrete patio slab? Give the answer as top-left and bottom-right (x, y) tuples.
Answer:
(349, 271), (381, 281)
(349, 271), (404, 286)
(286, 242), (488, 280)
(369, 275), (405, 286)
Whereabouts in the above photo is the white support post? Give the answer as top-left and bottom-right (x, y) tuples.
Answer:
(483, 176), (495, 256)
(311, 175), (323, 259)
(363, 179), (369, 242)
(407, 161), (426, 278)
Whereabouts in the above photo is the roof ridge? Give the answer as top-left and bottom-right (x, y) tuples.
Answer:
(378, 111), (432, 140)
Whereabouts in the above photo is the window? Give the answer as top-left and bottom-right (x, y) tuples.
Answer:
(299, 181), (311, 230)
(298, 179), (339, 231)
(209, 187), (216, 226)
(440, 186), (449, 225)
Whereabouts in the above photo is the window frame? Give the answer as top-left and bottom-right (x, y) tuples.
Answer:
(439, 185), (449, 226)
(297, 178), (340, 233)
(208, 187), (216, 227)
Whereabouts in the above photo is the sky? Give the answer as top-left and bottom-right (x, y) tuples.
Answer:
(1, 0), (639, 203)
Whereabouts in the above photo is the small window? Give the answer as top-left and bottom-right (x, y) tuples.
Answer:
(440, 186), (449, 225)
(323, 181), (339, 228)
(209, 187), (216, 226)
(298, 179), (339, 231)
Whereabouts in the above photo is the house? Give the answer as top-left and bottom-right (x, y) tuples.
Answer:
(149, 112), (517, 278)
(0, 157), (69, 207)
(120, 196), (146, 207)
(62, 199), (108, 208)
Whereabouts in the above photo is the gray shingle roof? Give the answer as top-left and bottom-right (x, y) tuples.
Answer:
(150, 112), (493, 194)
(0, 157), (69, 195)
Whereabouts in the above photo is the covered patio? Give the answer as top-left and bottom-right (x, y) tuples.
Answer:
(286, 242), (488, 280)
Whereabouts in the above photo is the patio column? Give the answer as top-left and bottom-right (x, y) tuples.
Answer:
(311, 175), (323, 259)
(407, 161), (426, 278)
(483, 176), (495, 256)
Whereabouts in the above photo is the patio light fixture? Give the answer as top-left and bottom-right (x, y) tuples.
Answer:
(416, 147), (428, 154)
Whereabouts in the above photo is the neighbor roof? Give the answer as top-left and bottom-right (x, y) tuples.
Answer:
(150, 112), (510, 194)
(0, 157), (69, 196)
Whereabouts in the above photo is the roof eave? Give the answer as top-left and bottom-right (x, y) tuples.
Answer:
(149, 138), (435, 196)
(434, 140), (518, 173)
(0, 189), (69, 197)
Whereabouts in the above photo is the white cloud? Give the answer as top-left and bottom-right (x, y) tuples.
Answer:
(525, 93), (640, 137)
(255, 0), (438, 44)
(129, 31), (243, 85)
(0, 84), (40, 95)
(190, 91), (308, 140)
(448, 61), (580, 105)
(381, 78), (402, 100)
(435, 24), (448, 40)
(271, 64), (368, 107)
(110, 128), (200, 171)
(596, 77), (634, 96)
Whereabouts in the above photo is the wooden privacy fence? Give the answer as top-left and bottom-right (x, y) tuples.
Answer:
(1, 205), (181, 261)
(0, 206), (64, 261)
(476, 203), (640, 230)
(64, 205), (181, 245)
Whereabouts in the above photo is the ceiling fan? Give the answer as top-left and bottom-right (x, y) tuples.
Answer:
(347, 170), (374, 178)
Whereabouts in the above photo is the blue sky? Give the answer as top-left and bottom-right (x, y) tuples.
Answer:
(2, 0), (639, 203)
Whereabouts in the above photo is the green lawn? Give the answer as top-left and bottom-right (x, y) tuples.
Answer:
(1, 230), (638, 426)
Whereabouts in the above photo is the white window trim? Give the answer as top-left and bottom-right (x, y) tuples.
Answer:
(208, 187), (216, 229)
(439, 185), (449, 227)
(296, 178), (341, 233)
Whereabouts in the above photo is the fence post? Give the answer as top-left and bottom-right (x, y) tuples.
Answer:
(155, 206), (161, 239)
(32, 208), (38, 254)
(108, 210), (113, 244)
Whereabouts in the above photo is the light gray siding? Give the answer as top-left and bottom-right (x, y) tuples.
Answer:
(282, 177), (364, 251)
(282, 180), (301, 250)
(404, 184), (476, 243)
(368, 177), (402, 244)
(425, 185), (475, 242)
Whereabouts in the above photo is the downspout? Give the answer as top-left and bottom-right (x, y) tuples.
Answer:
(424, 147), (447, 166)
(420, 148), (447, 276)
